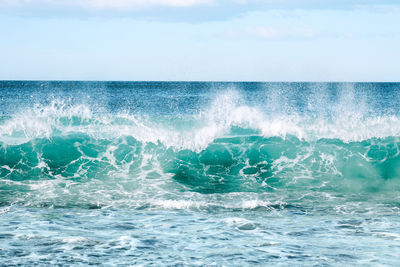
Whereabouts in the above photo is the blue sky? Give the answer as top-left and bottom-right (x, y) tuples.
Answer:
(0, 0), (399, 81)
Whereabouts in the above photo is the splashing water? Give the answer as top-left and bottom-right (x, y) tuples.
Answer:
(1, 81), (400, 266)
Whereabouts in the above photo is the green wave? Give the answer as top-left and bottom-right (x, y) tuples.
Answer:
(2, 132), (400, 200)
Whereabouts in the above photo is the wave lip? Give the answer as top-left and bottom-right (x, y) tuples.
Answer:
(2, 90), (400, 149)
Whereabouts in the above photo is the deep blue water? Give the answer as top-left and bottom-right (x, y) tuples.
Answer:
(1, 81), (400, 266)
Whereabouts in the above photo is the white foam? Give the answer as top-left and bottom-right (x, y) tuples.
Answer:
(62, 236), (89, 243)
(1, 89), (400, 151)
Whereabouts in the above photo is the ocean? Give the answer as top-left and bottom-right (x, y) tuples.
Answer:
(1, 81), (400, 266)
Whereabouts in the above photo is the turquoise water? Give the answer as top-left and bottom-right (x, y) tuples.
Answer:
(1, 81), (400, 266)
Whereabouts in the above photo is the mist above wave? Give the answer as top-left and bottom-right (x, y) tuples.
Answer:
(1, 85), (400, 150)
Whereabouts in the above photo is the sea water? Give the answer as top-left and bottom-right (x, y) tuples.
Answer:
(1, 81), (400, 266)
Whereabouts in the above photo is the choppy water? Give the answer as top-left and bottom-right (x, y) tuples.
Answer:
(1, 81), (400, 266)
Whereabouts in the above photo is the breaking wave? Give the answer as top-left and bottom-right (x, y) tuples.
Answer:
(1, 85), (400, 209)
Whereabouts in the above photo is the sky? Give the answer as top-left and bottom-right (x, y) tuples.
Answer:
(0, 0), (399, 81)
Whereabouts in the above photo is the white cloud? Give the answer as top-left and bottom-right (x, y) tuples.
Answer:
(1, 0), (399, 21)
(77, 0), (215, 9)
(228, 26), (317, 39)
(2, 0), (400, 10)
(355, 4), (400, 13)
(245, 26), (280, 38)
(0, 0), (215, 10)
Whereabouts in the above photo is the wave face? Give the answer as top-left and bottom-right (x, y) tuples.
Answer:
(1, 81), (400, 266)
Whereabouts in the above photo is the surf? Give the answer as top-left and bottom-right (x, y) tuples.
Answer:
(1, 82), (400, 208)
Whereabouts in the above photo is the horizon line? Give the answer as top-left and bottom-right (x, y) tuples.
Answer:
(0, 80), (399, 83)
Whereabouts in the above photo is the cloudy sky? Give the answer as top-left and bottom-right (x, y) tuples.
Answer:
(0, 0), (399, 81)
